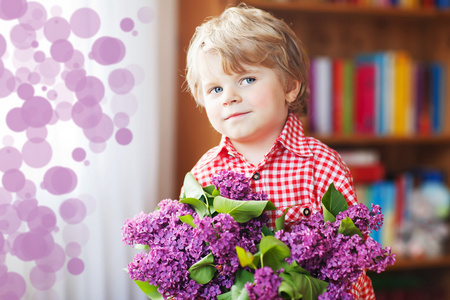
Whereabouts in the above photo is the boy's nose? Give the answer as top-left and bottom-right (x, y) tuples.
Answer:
(222, 91), (242, 106)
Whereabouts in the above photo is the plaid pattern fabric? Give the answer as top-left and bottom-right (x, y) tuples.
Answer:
(190, 113), (374, 299)
(351, 270), (376, 300)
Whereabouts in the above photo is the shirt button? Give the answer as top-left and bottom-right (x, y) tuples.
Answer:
(252, 172), (261, 181)
(301, 207), (311, 217)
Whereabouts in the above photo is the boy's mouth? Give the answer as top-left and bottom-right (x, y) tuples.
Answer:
(225, 112), (249, 120)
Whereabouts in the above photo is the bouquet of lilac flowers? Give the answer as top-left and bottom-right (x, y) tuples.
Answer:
(122, 170), (395, 299)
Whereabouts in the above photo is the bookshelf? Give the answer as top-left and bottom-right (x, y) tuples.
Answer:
(176, 0), (450, 297)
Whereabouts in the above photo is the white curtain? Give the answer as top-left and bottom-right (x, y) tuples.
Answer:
(0, 0), (177, 299)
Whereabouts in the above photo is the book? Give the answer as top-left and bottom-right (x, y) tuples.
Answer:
(369, 181), (396, 246)
(430, 62), (445, 134)
(423, 0), (435, 8)
(355, 57), (376, 135)
(339, 149), (380, 166)
(415, 63), (431, 135)
(313, 57), (333, 135)
(343, 59), (355, 135)
(356, 53), (385, 135)
(392, 51), (411, 136)
(309, 52), (445, 137)
(380, 52), (394, 135)
(332, 58), (344, 135)
(404, 56), (414, 135)
(436, 0), (450, 9)
(308, 59), (316, 133)
(349, 164), (385, 184)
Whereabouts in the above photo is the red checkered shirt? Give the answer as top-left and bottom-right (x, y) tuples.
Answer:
(190, 113), (375, 299)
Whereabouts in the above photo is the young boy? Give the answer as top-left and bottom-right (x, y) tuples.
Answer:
(185, 4), (374, 299)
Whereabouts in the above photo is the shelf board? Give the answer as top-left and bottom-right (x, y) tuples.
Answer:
(243, 0), (444, 18)
(310, 134), (450, 146)
(381, 255), (450, 271)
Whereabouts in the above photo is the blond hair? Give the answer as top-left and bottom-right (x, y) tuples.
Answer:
(185, 3), (310, 116)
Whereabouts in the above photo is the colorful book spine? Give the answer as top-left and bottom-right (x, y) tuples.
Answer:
(436, 0), (450, 9)
(417, 63), (431, 134)
(368, 181), (396, 247)
(404, 55), (414, 135)
(308, 53), (446, 137)
(381, 52), (394, 135)
(392, 52), (408, 135)
(313, 57), (333, 135)
(324, 0), (443, 9)
(355, 56), (376, 135)
(332, 58), (344, 135)
(308, 59), (316, 133)
(343, 59), (354, 135)
(381, 181), (396, 247)
(430, 63), (445, 134)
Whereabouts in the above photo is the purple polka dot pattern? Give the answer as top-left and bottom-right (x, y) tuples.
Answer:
(42, 166), (77, 195)
(120, 18), (135, 32)
(70, 8), (100, 39)
(0, 1), (154, 297)
(90, 36), (126, 65)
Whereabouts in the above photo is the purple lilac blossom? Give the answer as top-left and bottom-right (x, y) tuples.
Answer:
(245, 266), (283, 300)
(336, 203), (384, 235)
(122, 171), (269, 299)
(211, 170), (268, 201)
(275, 204), (395, 299)
(122, 199), (215, 299)
(122, 199), (195, 247)
(193, 212), (266, 290)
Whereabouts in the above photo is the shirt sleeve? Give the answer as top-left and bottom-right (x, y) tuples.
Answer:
(307, 137), (358, 206)
(350, 270), (376, 300)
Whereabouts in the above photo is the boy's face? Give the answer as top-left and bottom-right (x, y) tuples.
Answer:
(199, 53), (298, 149)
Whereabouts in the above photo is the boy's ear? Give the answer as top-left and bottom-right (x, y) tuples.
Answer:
(285, 80), (301, 103)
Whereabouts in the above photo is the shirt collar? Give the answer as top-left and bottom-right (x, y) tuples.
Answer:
(276, 113), (313, 157)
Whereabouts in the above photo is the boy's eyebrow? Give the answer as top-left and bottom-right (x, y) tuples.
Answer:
(240, 67), (260, 74)
(201, 79), (220, 90)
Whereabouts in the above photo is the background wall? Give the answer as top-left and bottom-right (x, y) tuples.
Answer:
(0, 0), (177, 299)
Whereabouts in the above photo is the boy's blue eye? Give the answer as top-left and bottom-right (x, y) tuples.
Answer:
(212, 87), (223, 94)
(242, 77), (255, 85)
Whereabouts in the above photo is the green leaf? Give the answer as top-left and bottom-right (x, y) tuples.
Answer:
(188, 253), (216, 284)
(338, 217), (363, 238)
(217, 291), (232, 300)
(179, 214), (196, 228)
(207, 196), (216, 215)
(213, 196), (276, 223)
(278, 275), (301, 299)
(179, 197), (207, 218)
(134, 280), (163, 299)
(134, 244), (149, 250)
(235, 269), (255, 289)
(321, 183), (349, 223)
(322, 205), (336, 224)
(284, 260), (308, 274)
(236, 246), (253, 267)
(231, 285), (249, 300)
(217, 269), (254, 300)
(279, 270), (328, 300)
(274, 206), (291, 233)
(261, 224), (274, 237)
(236, 246), (258, 269)
(183, 172), (206, 201)
(260, 236), (291, 270)
(202, 184), (216, 195)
